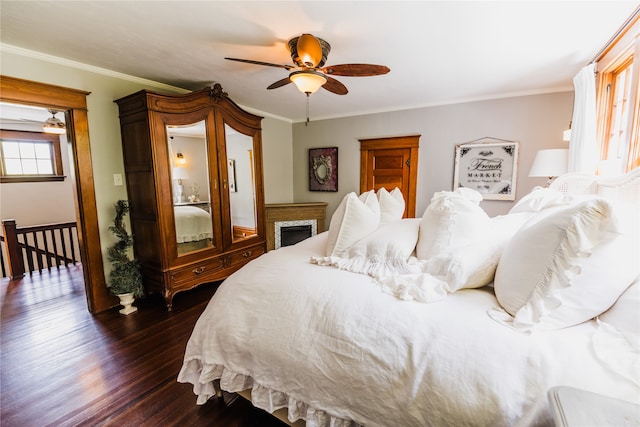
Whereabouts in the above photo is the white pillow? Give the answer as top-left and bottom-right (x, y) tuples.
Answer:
(598, 279), (640, 351)
(416, 188), (489, 259)
(494, 198), (639, 331)
(312, 219), (420, 277)
(454, 187), (483, 204)
(490, 212), (535, 241)
(417, 211), (533, 292)
(508, 187), (565, 214)
(377, 187), (405, 223)
(325, 191), (380, 257)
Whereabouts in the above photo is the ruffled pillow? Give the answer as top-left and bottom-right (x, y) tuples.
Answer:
(508, 187), (565, 214)
(377, 187), (405, 223)
(379, 188), (492, 303)
(424, 211), (533, 289)
(416, 188), (489, 259)
(598, 280), (640, 351)
(377, 210), (532, 302)
(311, 219), (420, 277)
(592, 280), (640, 386)
(325, 191), (380, 257)
(492, 198), (639, 331)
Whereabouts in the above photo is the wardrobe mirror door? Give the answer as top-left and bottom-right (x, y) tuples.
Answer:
(167, 121), (214, 255)
(224, 124), (257, 243)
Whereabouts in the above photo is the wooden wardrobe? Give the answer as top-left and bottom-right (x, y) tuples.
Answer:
(115, 84), (266, 310)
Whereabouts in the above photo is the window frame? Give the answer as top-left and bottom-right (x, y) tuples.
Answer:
(0, 129), (65, 183)
(595, 10), (639, 173)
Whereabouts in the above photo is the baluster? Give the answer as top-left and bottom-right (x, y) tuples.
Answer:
(42, 229), (52, 270)
(2, 219), (24, 279)
(23, 233), (35, 274)
(60, 227), (69, 265)
(69, 226), (77, 264)
(51, 228), (60, 266)
(32, 231), (43, 272)
(0, 239), (7, 278)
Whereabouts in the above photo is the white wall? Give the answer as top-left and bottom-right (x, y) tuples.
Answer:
(1, 46), (572, 270)
(258, 113), (294, 203)
(0, 133), (76, 226)
(293, 91), (573, 226)
(1, 47), (294, 278)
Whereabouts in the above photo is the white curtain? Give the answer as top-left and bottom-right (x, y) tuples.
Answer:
(568, 63), (598, 173)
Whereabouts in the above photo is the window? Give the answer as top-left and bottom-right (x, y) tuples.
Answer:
(0, 130), (65, 182)
(595, 10), (639, 173)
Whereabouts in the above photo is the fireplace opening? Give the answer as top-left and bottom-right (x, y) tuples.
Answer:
(280, 225), (313, 247)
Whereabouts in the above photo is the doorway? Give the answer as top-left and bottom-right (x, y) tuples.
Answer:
(0, 75), (113, 313)
(359, 135), (420, 218)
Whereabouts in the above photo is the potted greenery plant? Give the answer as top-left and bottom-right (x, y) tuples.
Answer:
(107, 200), (144, 314)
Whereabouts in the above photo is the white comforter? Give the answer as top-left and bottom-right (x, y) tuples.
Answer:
(174, 205), (213, 243)
(178, 232), (638, 427)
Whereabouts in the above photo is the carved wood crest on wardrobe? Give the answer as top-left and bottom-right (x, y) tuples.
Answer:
(115, 84), (266, 309)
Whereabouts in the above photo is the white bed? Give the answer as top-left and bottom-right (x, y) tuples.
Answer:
(174, 205), (213, 253)
(178, 171), (640, 427)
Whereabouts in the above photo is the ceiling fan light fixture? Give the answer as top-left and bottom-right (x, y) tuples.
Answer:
(290, 71), (327, 94)
(42, 109), (66, 134)
(288, 35), (331, 68)
(296, 33), (323, 67)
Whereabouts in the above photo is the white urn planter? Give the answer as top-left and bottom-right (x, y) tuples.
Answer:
(117, 292), (138, 315)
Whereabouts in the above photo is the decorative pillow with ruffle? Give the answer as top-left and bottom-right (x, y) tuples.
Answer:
(416, 187), (489, 259)
(491, 198), (639, 331)
(311, 218), (420, 278)
(508, 186), (565, 214)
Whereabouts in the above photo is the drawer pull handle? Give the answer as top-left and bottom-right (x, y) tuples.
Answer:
(192, 266), (206, 274)
(242, 250), (253, 258)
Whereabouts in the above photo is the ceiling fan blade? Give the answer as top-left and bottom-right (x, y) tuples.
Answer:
(321, 64), (390, 77)
(322, 76), (348, 95)
(267, 77), (292, 90)
(225, 57), (293, 70)
(0, 118), (43, 124)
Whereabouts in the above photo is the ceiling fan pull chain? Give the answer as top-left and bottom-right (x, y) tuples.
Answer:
(305, 92), (310, 126)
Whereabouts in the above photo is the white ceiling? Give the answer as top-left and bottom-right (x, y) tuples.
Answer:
(1, 1), (638, 123)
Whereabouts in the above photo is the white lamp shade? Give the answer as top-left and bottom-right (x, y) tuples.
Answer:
(172, 167), (189, 180)
(290, 71), (327, 94)
(529, 149), (569, 178)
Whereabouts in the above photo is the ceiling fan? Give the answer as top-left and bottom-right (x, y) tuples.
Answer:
(225, 33), (390, 97)
(1, 109), (66, 134)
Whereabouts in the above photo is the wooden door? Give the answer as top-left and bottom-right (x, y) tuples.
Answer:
(360, 135), (420, 218)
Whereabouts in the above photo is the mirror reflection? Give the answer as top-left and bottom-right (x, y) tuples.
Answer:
(225, 124), (257, 242)
(168, 121), (213, 255)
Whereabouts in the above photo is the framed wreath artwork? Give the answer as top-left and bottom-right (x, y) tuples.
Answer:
(309, 147), (338, 192)
(453, 139), (519, 200)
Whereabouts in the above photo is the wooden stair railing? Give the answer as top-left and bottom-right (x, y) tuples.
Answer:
(1, 219), (80, 279)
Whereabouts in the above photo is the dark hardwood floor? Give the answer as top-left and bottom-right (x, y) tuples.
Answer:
(0, 264), (287, 427)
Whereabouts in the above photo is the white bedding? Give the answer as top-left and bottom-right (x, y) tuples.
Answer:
(174, 205), (213, 243)
(178, 231), (639, 427)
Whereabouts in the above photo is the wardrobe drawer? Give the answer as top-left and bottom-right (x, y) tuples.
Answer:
(227, 245), (265, 267)
(170, 257), (225, 286)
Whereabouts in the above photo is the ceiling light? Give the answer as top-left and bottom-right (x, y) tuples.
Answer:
(42, 109), (66, 134)
(296, 33), (323, 67)
(290, 71), (327, 94)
